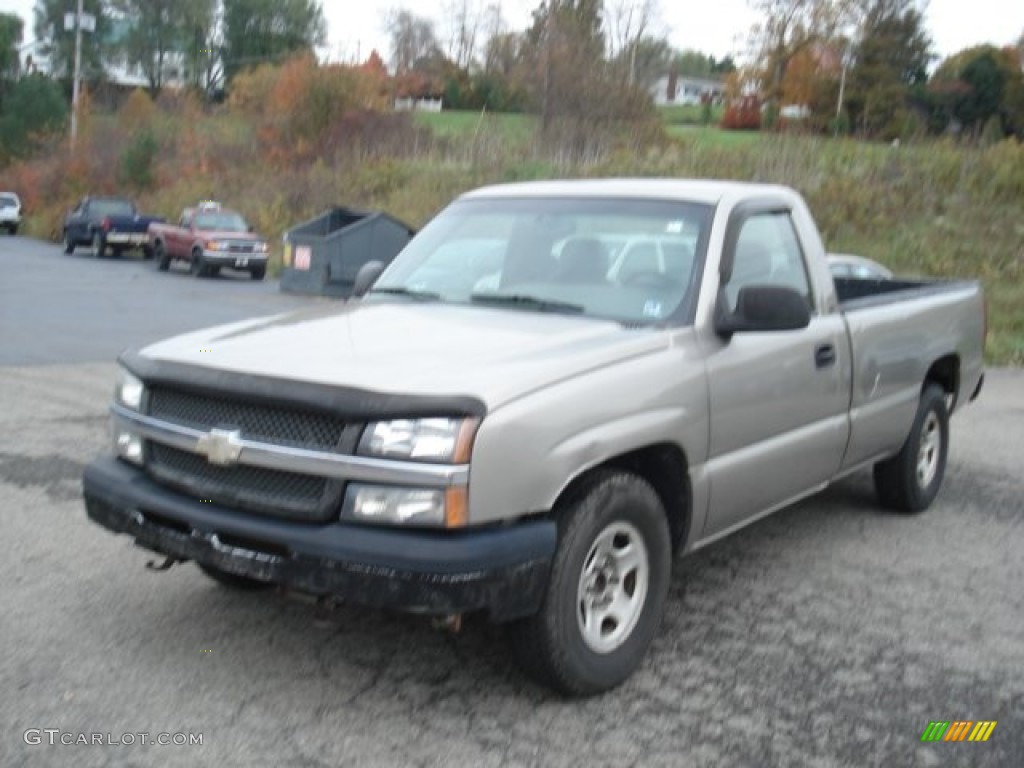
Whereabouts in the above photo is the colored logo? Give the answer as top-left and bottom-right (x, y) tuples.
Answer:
(920, 721), (997, 743)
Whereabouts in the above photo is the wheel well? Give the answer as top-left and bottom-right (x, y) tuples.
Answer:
(925, 354), (959, 404)
(557, 444), (691, 554)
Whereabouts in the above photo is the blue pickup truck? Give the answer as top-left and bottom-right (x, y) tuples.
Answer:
(62, 196), (164, 258)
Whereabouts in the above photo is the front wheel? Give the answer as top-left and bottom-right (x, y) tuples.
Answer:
(508, 471), (671, 696)
(873, 384), (949, 513)
(250, 266), (266, 280)
(63, 230), (74, 254)
(92, 230), (106, 258)
(190, 251), (207, 277)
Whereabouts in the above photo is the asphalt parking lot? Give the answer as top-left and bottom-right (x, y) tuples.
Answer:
(1, 235), (1022, 767)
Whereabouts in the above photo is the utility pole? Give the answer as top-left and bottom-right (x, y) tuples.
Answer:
(70, 0), (84, 149)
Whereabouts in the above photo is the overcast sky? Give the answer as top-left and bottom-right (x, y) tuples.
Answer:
(4, 0), (1023, 68)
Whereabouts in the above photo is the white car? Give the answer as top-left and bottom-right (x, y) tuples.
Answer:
(0, 192), (21, 235)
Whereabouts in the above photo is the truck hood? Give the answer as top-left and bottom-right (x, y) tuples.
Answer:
(137, 301), (669, 411)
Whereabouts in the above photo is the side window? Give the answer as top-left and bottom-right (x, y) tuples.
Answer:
(727, 212), (813, 312)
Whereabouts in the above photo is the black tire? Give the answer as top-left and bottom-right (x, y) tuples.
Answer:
(190, 250), (207, 277)
(8, 224), (17, 235)
(508, 470), (671, 696)
(111, 247), (124, 258)
(250, 266), (266, 280)
(197, 563), (274, 591)
(141, 245), (154, 260)
(873, 384), (949, 513)
(63, 230), (74, 254)
(155, 241), (170, 271)
(92, 230), (106, 258)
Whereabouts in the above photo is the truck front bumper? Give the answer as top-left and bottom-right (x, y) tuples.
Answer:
(83, 457), (555, 621)
(202, 251), (268, 268)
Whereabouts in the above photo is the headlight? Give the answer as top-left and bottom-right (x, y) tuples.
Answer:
(114, 429), (144, 465)
(358, 418), (477, 463)
(255, 242), (269, 253)
(206, 240), (222, 251)
(342, 485), (467, 528)
(115, 367), (145, 411)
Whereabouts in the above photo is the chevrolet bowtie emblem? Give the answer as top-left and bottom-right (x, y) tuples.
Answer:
(196, 428), (243, 466)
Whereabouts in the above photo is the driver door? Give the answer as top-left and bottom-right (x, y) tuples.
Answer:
(702, 205), (850, 538)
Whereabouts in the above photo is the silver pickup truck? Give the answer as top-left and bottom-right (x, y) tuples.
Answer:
(83, 180), (985, 695)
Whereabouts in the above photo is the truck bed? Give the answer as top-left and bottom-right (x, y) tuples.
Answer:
(834, 276), (980, 311)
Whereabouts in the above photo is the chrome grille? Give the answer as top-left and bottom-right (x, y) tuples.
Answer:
(144, 387), (349, 521)
(147, 443), (340, 521)
(148, 387), (346, 451)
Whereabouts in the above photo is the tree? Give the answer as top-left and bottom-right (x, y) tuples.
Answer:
(745, 0), (849, 116)
(443, 0), (484, 71)
(0, 73), (67, 162)
(180, 0), (221, 95)
(33, 0), (110, 81)
(221, 0), (326, 83)
(619, 36), (672, 89)
(387, 8), (441, 74)
(605, 0), (659, 84)
(931, 45), (1023, 137)
(522, 0), (605, 128)
(0, 13), (23, 84)
(110, 0), (215, 94)
(845, 0), (931, 138)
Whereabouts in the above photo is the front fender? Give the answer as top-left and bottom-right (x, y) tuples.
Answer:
(467, 337), (709, 526)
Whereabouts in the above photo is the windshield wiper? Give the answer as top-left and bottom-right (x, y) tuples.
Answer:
(369, 286), (441, 301)
(470, 292), (584, 315)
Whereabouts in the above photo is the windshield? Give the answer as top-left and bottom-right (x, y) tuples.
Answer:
(193, 212), (250, 232)
(0, 194), (17, 208)
(91, 199), (135, 218)
(371, 197), (712, 325)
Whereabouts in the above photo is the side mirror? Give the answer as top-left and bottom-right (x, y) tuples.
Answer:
(714, 284), (811, 338)
(352, 260), (385, 298)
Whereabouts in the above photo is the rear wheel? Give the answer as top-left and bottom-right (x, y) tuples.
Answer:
(508, 470), (671, 696)
(197, 563), (274, 591)
(8, 224), (17, 235)
(92, 230), (106, 258)
(141, 245), (154, 260)
(155, 241), (170, 271)
(63, 230), (74, 254)
(874, 384), (949, 513)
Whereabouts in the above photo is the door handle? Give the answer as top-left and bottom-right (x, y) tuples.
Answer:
(815, 344), (836, 368)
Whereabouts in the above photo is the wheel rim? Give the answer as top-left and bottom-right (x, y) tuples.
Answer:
(916, 411), (942, 489)
(576, 521), (649, 655)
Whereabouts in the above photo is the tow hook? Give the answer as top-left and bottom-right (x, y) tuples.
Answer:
(431, 614), (463, 634)
(144, 555), (181, 572)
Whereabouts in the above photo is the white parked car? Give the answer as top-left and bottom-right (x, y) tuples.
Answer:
(0, 192), (21, 235)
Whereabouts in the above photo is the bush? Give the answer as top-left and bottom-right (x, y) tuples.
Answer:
(118, 129), (159, 190)
(721, 96), (762, 131)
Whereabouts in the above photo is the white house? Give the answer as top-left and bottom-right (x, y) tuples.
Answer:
(650, 74), (725, 107)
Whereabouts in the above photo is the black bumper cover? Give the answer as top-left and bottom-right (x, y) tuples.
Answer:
(83, 457), (555, 621)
